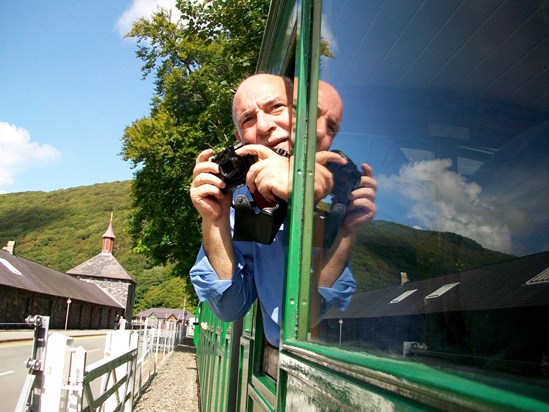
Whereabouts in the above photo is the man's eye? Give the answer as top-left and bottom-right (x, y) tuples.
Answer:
(270, 103), (286, 113)
(328, 120), (339, 135)
(241, 116), (254, 126)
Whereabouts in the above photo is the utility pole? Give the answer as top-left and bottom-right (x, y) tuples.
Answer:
(65, 298), (72, 330)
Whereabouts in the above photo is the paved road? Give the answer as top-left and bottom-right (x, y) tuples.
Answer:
(0, 333), (107, 412)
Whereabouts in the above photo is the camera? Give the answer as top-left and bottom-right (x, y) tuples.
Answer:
(212, 142), (256, 193)
(318, 151), (361, 248)
(326, 150), (361, 205)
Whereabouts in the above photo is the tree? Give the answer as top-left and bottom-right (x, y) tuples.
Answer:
(121, 1), (270, 293)
(134, 276), (191, 312)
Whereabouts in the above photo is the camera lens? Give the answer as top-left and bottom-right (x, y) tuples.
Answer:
(219, 156), (246, 180)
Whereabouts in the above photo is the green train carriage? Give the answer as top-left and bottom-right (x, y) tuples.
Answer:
(195, 0), (549, 410)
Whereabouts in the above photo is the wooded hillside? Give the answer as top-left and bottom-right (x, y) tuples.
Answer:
(0, 181), (513, 312)
(0, 181), (195, 313)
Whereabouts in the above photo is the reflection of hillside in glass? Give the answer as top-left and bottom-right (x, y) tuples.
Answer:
(330, 95), (549, 258)
(350, 220), (514, 294)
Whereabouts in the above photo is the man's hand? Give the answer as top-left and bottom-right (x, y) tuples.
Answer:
(190, 148), (236, 279)
(236, 144), (292, 202)
(190, 149), (232, 222)
(314, 151), (347, 203)
(342, 163), (377, 233)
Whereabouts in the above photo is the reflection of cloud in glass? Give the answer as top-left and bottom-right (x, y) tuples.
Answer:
(378, 159), (514, 253)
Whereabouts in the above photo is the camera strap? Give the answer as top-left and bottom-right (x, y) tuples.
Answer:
(233, 195), (287, 245)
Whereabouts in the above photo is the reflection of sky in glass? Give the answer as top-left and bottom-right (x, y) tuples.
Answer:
(329, 113), (549, 256)
(319, 2), (549, 256)
(328, 117), (549, 256)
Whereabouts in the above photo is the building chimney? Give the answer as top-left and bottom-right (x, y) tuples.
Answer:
(400, 271), (409, 285)
(102, 213), (116, 255)
(2, 240), (16, 255)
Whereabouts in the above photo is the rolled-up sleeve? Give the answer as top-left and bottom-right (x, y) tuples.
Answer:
(190, 245), (258, 322)
(318, 263), (356, 312)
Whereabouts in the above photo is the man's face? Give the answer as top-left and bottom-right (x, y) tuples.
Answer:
(233, 74), (292, 153)
(290, 80), (343, 152)
(316, 81), (343, 151)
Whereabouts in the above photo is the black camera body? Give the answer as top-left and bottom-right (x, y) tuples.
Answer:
(212, 142), (256, 193)
(318, 150), (362, 248)
(326, 150), (362, 205)
(212, 142), (287, 244)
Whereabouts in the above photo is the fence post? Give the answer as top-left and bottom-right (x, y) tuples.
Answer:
(102, 330), (132, 411)
(154, 326), (160, 368)
(166, 322), (172, 351)
(66, 346), (86, 412)
(40, 333), (74, 411)
(137, 320), (144, 398)
(125, 332), (139, 412)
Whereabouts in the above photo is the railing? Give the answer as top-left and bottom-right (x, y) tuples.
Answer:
(16, 316), (183, 412)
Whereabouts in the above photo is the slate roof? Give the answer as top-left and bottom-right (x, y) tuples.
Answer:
(0, 249), (123, 308)
(134, 308), (194, 321)
(326, 251), (549, 319)
(66, 253), (135, 283)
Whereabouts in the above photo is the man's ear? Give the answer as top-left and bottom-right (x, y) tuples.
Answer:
(234, 131), (242, 142)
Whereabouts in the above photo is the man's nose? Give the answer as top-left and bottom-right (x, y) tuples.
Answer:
(256, 111), (275, 135)
(316, 118), (327, 140)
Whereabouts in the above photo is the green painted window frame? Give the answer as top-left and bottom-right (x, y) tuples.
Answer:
(256, 0), (549, 411)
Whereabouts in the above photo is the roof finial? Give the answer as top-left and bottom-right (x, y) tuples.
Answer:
(102, 212), (116, 254)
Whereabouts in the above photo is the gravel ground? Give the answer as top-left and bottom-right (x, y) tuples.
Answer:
(134, 337), (200, 412)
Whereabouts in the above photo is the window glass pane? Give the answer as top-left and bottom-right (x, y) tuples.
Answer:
(309, 0), (549, 389)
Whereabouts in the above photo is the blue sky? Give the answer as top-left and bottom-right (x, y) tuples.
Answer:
(0, 1), (180, 194)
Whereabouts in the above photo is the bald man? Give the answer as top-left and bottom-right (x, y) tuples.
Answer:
(190, 74), (375, 347)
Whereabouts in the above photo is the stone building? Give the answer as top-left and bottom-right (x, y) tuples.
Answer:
(0, 242), (123, 329)
(66, 215), (136, 321)
(0, 216), (135, 329)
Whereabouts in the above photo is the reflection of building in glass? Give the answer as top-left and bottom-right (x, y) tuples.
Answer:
(320, 251), (549, 378)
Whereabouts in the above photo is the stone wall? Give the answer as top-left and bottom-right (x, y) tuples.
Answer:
(0, 286), (122, 329)
(75, 276), (134, 319)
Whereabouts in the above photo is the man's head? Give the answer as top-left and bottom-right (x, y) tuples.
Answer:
(316, 80), (343, 151)
(289, 79), (343, 152)
(232, 74), (293, 153)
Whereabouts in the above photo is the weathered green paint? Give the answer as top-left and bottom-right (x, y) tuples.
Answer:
(195, 304), (236, 412)
(256, 0), (297, 74)
(283, 0), (320, 344)
(282, 340), (549, 411)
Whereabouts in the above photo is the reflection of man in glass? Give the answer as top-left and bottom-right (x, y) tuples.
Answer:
(314, 81), (376, 290)
(189, 75), (376, 347)
(316, 81), (377, 227)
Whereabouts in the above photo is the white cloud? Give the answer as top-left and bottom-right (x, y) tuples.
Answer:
(378, 159), (515, 253)
(116, 0), (181, 36)
(0, 122), (61, 193)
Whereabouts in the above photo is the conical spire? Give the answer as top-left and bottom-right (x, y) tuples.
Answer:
(102, 212), (116, 254)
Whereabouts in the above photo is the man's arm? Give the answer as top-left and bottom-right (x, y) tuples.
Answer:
(190, 148), (236, 278)
(190, 149), (260, 320)
(318, 162), (377, 288)
(190, 242), (258, 322)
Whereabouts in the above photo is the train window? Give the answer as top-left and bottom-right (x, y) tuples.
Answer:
(307, 0), (549, 390)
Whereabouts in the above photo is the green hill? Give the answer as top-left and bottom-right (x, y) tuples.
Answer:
(1, 182), (514, 309)
(0, 181), (144, 273)
(0, 181), (199, 313)
(350, 220), (514, 293)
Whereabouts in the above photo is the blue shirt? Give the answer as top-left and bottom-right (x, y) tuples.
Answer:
(190, 187), (356, 347)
